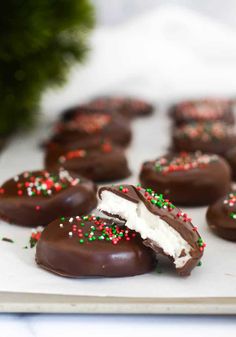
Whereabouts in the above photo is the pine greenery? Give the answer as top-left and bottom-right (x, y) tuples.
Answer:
(0, 0), (94, 135)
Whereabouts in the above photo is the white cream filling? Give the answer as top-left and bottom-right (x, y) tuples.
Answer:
(99, 191), (192, 268)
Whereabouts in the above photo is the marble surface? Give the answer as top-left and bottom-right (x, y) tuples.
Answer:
(2, 3), (236, 333)
(1, 314), (236, 337)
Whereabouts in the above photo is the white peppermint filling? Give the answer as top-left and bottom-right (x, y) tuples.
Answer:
(99, 191), (192, 268)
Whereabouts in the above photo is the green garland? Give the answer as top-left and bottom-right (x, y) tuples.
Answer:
(0, 0), (94, 135)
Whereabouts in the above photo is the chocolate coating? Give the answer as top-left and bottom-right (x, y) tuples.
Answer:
(98, 185), (204, 276)
(45, 141), (131, 182)
(36, 216), (157, 277)
(87, 96), (154, 119)
(0, 169), (97, 227)
(225, 147), (236, 181)
(50, 108), (132, 148)
(170, 99), (234, 125)
(140, 152), (231, 206)
(207, 192), (236, 241)
(172, 121), (236, 155)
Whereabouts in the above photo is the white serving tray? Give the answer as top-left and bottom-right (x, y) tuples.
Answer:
(0, 107), (235, 314)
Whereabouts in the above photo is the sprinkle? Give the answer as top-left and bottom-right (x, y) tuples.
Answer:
(28, 228), (43, 248)
(175, 121), (233, 141)
(64, 216), (136, 245)
(154, 152), (217, 175)
(64, 113), (111, 133)
(2, 237), (14, 243)
(176, 100), (229, 120)
(13, 169), (80, 198)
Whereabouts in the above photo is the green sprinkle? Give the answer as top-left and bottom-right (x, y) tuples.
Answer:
(80, 222), (85, 227)
(156, 266), (162, 274)
(79, 239), (84, 244)
(2, 237), (14, 243)
(197, 261), (202, 267)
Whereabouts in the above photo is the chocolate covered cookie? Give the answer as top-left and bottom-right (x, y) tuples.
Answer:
(140, 152), (231, 206)
(207, 192), (236, 241)
(87, 96), (153, 119)
(45, 141), (131, 182)
(172, 121), (236, 155)
(0, 169), (97, 227)
(36, 215), (157, 277)
(50, 108), (132, 148)
(98, 185), (205, 276)
(170, 99), (234, 125)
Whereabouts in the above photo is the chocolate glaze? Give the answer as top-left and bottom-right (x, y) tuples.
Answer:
(45, 141), (131, 182)
(36, 216), (157, 277)
(225, 147), (236, 181)
(207, 192), (236, 241)
(98, 185), (204, 276)
(87, 96), (154, 119)
(139, 152), (231, 206)
(48, 108), (132, 148)
(0, 169), (97, 227)
(172, 121), (236, 155)
(170, 99), (234, 126)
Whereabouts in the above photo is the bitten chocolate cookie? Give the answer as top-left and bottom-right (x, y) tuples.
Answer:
(0, 169), (97, 227)
(45, 141), (131, 182)
(207, 192), (236, 241)
(36, 215), (157, 277)
(172, 121), (236, 155)
(87, 96), (153, 118)
(225, 147), (236, 181)
(170, 99), (234, 125)
(140, 152), (231, 206)
(50, 108), (132, 148)
(98, 185), (205, 276)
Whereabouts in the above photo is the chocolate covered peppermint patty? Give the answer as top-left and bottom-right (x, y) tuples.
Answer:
(36, 215), (156, 277)
(87, 96), (153, 119)
(49, 108), (132, 148)
(45, 141), (131, 182)
(140, 152), (231, 206)
(207, 192), (236, 241)
(170, 99), (234, 125)
(172, 121), (236, 155)
(98, 185), (205, 276)
(0, 169), (97, 227)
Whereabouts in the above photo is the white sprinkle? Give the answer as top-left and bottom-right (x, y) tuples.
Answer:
(69, 217), (74, 223)
(59, 223), (63, 228)
(68, 231), (73, 237)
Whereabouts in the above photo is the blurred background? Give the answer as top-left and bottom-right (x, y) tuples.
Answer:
(2, 0), (236, 135)
(93, 0), (236, 27)
(42, 0), (236, 117)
